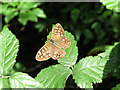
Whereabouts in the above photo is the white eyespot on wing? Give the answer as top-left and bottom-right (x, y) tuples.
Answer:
(58, 34), (60, 37)
(43, 53), (46, 55)
(54, 27), (58, 29)
(48, 51), (50, 53)
(38, 51), (41, 55)
(58, 30), (61, 32)
(46, 55), (48, 57)
(63, 39), (65, 41)
(41, 56), (43, 58)
(42, 49), (45, 52)
(49, 54), (51, 56)
(44, 47), (47, 50)
(54, 55), (56, 57)
(61, 34), (63, 36)
(54, 52), (57, 54)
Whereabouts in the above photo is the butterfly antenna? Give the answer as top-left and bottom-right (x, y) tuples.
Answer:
(47, 28), (49, 34)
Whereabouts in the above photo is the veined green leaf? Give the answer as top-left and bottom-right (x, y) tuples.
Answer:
(100, 0), (120, 12)
(35, 64), (72, 88)
(0, 77), (10, 89)
(32, 8), (47, 19)
(9, 72), (44, 88)
(0, 26), (19, 75)
(73, 56), (107, 88)
(18, 2), (40, 10)
(100, 42), (120, 79)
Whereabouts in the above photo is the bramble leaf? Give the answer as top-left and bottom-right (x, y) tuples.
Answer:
(73, 56), (107, 88)
(0, 26), (19, 75)
(0, 77), (10, 89)
(100, 0), (120, 12)
(9, 72), (44, 88)
(35, 64), (72, 88)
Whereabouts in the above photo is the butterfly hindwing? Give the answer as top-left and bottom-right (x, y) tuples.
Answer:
(51, 45), (66, 60)
(35, 42), (52, 61)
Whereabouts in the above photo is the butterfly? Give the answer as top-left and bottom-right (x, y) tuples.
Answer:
(35, 23), (71, 61)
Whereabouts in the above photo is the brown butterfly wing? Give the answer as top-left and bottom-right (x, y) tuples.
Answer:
(51, 23), (71, 49)
(35, 41), (52, 61)
(51, 45), (66, 60)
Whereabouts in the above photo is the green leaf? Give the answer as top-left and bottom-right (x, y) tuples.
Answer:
(4, 8), (18, 23)
(73, 56), (107, 88)
(100, 0), (120, 12)
(112, 83), (120, 90)
(18, 2), (40, 10)
(32, 8), (47, 19)
(70, 8), (80, 23)
(35, 64), (72, 88)
(102, 42), (120, 79)
(9, 72), (44, 88)
(58, 31), (78, 67)
(0, 26), (19, 75)
(0, 77), (10, 89)
(18, 11), (29, 26)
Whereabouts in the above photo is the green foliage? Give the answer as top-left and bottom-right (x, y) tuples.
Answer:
(0, 23), (119, 89)
(73, 56), (107, 88)
(0, 26), (44, 89)
(1, 2), (46, 25)
(9, 72), (44, 88)
(112, 83), (120, 90)
(0, 25), (19, 75)
(35, 64), (72, 88)
(100, 42), (120, 79)
(100, 0), (120, 12)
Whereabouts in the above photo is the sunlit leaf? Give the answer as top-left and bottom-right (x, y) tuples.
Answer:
(35, 64), (72, 88)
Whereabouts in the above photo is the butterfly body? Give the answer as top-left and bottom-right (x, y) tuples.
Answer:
(35, 23), (71, 61)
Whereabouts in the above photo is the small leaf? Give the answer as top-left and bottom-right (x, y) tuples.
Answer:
(9, 72), (44, 88)
(0, 26), (19, 75)
(32, 8), (47, 19)
(4, 8), (18, 23)
(18, 11), (30, 26)
(100, 0), (120, 12)
(58, 31), (78, 67)
(73, 56), (107, 88)
(18, 2), (40, 10)
(35, 64), (72, 88)
(0, 77), (10, 89)
(70, 8), (80, 23)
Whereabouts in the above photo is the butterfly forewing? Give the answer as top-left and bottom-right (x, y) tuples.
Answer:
(51, 23), (65, 40)
(35, 42), (52, 61)
(51, 23), (71, 49)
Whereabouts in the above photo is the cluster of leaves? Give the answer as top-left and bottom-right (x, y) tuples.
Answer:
(0, 25), (119, 89)
(0, 2), (47, 26)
